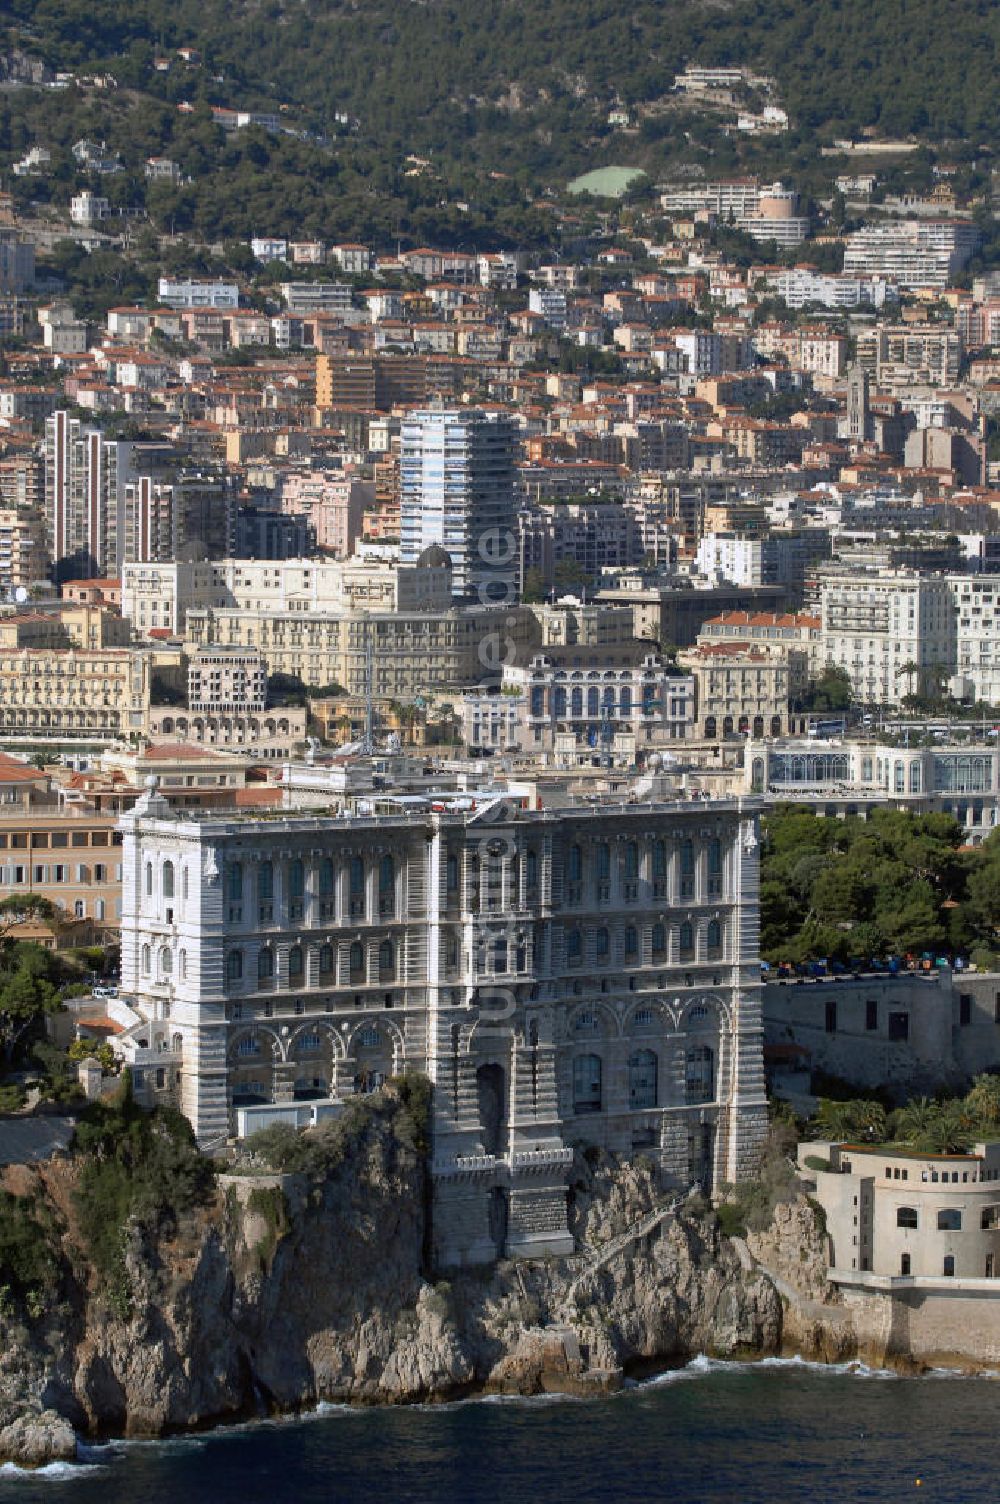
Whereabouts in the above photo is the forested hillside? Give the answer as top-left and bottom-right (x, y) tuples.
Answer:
(7, 0), (998, 159)
(1, 0), (996, 246)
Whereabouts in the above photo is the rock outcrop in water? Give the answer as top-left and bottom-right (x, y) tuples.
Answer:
(0, 1089), (784, 1464)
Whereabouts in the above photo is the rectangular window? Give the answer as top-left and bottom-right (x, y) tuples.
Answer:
(865, 999), (878, 1031)
(825, 1000), (837, 1034)
(960, 994), (972, 1027)
(888, 1012), (909, 1042)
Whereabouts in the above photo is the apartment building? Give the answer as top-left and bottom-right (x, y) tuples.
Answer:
(819, 570), (955, 704)
(678, 641), (800, 740)
(843, 221), (980, 290)
(0, 755), (121, 940)
(184, 600), (538, 697)
(0, 645), (150, 738)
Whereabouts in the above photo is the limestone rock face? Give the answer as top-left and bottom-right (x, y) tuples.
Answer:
(0, 1409), (77, 1468)
(0, 1127), (787, 1463)
(746, 1196), (831, 1303)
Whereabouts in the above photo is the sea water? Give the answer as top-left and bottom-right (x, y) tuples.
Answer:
(4, 1357), (998, 1503)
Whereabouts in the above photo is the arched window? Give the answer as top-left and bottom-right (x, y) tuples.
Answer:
(379, 854), (395, 895)
(350, 941), (365, 980)
(379, 940), (396, 980)
(567, 844), (583, 882)
(226, 950), (244, 983)
(289, 859), (304, 899)
(706, 919), (722, 957)
(553, 685), (567, 717)
(258, 947), (274, 981)
(679, 921), (694, 959)
(620, 686), (632, 717)
(651, 922), (666, 958)
(571, 686), (583, 717)
(587, 686), (599, 717)
(566, 928), (583, 966)
(145, 862), (153, 897)
(319, 943), (333, 975)
(162, 861), (174, 899)
(894, 1207), (917, 1229)
(573, 1054), (602, 1114)
(319, 857), (334, 895)
(705, 716), (717, 740)
(910, 762), (922, 794)
(595, 927), (609, 961)
(629, 1049), (658, 1109)
(141, 943), (151, 975)
(625, 924), (638, 958)
(159, 945), (172, 977)
(288, 944), (304, 981)
(685, 1046), (714, 1104)
(227, 863), (243, 901)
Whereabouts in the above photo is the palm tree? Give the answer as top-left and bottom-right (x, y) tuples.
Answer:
(966, 1073), (1000, 1129)
(892, 1096), (938, 1144)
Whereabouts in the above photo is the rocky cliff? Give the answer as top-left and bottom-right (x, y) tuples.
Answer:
(0, 1091), (784, 1466)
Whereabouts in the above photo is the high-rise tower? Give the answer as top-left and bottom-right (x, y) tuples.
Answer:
(400, 408), (517, 600)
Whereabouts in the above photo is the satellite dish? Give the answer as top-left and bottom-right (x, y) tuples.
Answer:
(14, 587), (28, 604)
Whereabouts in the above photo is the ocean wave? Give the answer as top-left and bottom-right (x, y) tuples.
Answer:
(0, 1460), (105, 1481)
(640, 1353), (900, 1386)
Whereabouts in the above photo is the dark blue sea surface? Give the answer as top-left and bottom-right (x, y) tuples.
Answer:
(5, 1356), (999, 1503)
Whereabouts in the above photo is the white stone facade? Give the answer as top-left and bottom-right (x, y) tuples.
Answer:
(117, 789), (768, 1266)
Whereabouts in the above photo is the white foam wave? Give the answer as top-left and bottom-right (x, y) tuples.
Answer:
(0, 1460), (105, 1481)
(640, 1353), (900, 1386)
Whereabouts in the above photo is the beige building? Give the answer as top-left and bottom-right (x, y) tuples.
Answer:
(806, 1140), (1000, 1282)
(185, 602), (539, 698)
(0, 755), (122, 941)
(0, 508), (47, 593)
(122, 554), (455, 639)
(147, 706), (308, 759)
(0, 645), (150, 738)
(678, 641), (797, 740)
(188, 648), (266, 713)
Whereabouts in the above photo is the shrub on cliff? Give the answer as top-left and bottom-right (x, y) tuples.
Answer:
(72, 1074), (216, 1306)
(718, 1122), (797, 1236)
(242, 1076), (433, 1179)
(0, 1191), (61, 1318)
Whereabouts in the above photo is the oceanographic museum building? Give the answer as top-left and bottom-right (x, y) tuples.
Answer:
(115, 781), (768, 1266)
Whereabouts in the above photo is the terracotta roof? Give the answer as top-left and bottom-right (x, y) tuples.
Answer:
(234, 787), (283, 808)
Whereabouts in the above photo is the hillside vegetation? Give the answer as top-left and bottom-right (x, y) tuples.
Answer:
(1, 1), (997, 246)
